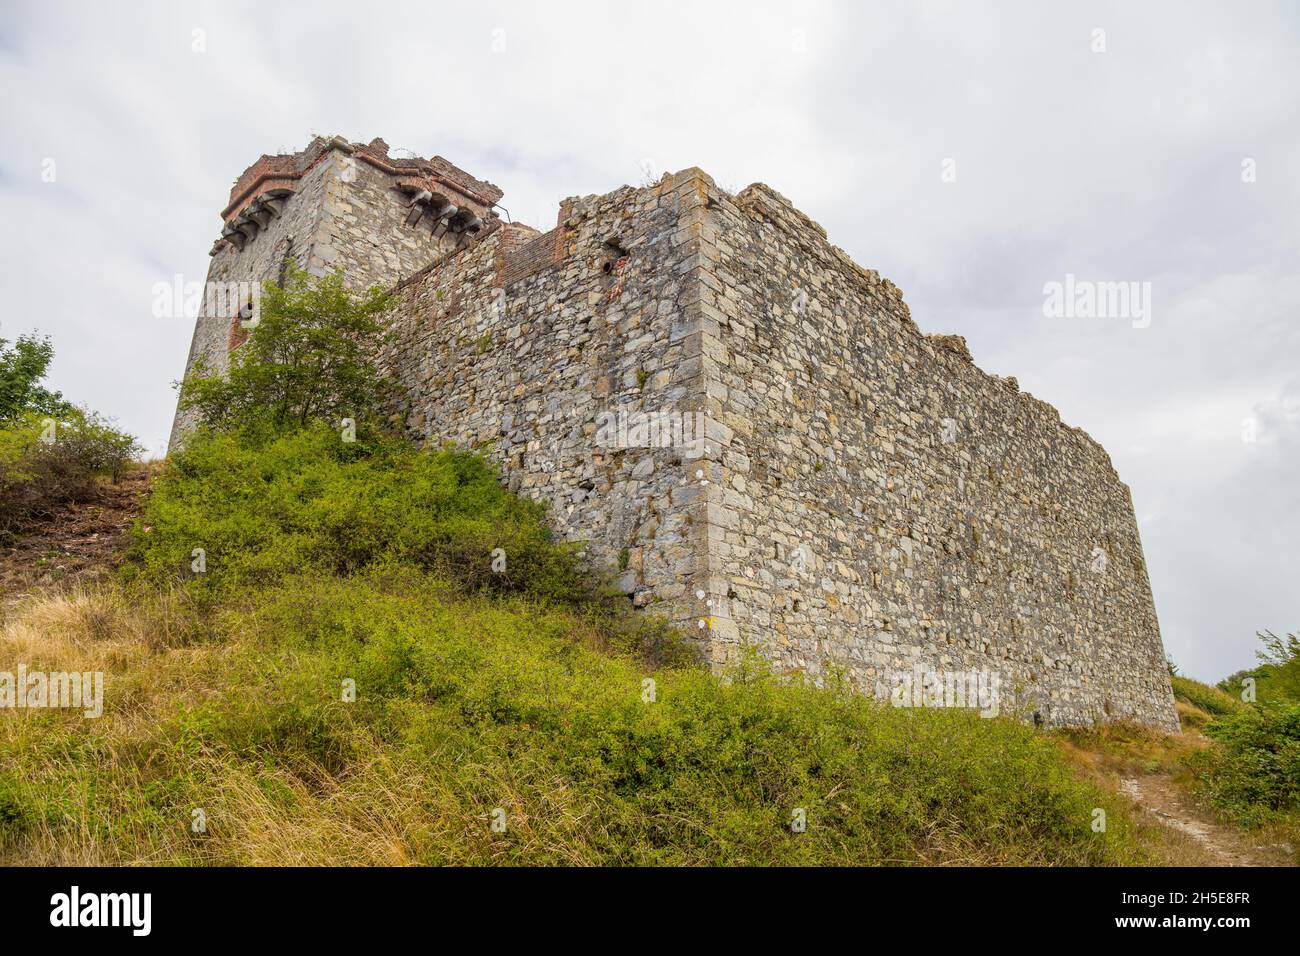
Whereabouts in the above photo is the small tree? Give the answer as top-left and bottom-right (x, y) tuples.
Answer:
(0, 333), (74, 421)
(179, 265), (395, 434)
(1218, 632), (1300, 706)
(1253, 630), (1300, 705)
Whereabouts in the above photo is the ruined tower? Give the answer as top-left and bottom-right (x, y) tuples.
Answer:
(168, 136), (503, 447)
(172, 138), (1179, 732)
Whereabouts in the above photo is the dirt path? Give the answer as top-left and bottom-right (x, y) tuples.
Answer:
(1120, 773), (1288, 866)
(0, 464), (157, 610)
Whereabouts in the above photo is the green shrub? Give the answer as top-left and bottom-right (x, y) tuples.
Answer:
(128, 423), (593, 606)
(178, 265), (393, 434)
(0, 331), (139, 538)
(0, 409), (141, 538)
(1188, 704), (1300, 826)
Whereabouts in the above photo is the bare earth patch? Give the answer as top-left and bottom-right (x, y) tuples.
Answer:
(0, 463), (157, 610)
(1120, 773), (1292, 866)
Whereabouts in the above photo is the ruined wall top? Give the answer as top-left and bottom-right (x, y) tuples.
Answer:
(221, 135), (505, 224)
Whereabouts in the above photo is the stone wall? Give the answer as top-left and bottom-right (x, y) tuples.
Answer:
(694, 178), (1177, 730)
(375, 168), (1176, 731)
(378, 170), (722, 632)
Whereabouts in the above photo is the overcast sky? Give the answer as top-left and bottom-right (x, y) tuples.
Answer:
(1, 0), (1295, 682)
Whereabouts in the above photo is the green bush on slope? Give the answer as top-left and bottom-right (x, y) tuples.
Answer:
(0, 408), (140, 539)
(127, 423), (595, 607)
(0, 331), (139, 538)
(1188, 704), (1300, 828)
(1177, 635), (1300, 830)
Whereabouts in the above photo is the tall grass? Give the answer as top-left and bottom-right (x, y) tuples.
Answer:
(1170, 675), (1243, 722)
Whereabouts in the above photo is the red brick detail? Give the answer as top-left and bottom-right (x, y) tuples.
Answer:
(222, 154), (301, 222)
(500, 226), (565, 287)
(228, 314), (250, 353)
(220, 135), (505, 225)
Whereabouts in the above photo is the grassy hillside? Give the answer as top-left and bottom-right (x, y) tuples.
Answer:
(1170, 674), (1242, 730)
(1053, 674), (1299, 864)
(0, 424), (1164, 865)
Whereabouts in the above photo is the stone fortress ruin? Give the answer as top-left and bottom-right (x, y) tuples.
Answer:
(171, 135), (1179, 732)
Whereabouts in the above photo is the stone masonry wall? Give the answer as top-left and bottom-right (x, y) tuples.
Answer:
(377, 170), (723, 632)
(691, 177), (1177, 731)
(376, 168), (1176, 732)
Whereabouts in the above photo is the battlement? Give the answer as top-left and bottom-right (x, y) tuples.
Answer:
(172, 136), (506, 446)
(213, 135), (503, 257)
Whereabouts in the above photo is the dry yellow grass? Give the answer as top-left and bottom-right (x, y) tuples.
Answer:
(1, 585), (223, 864)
